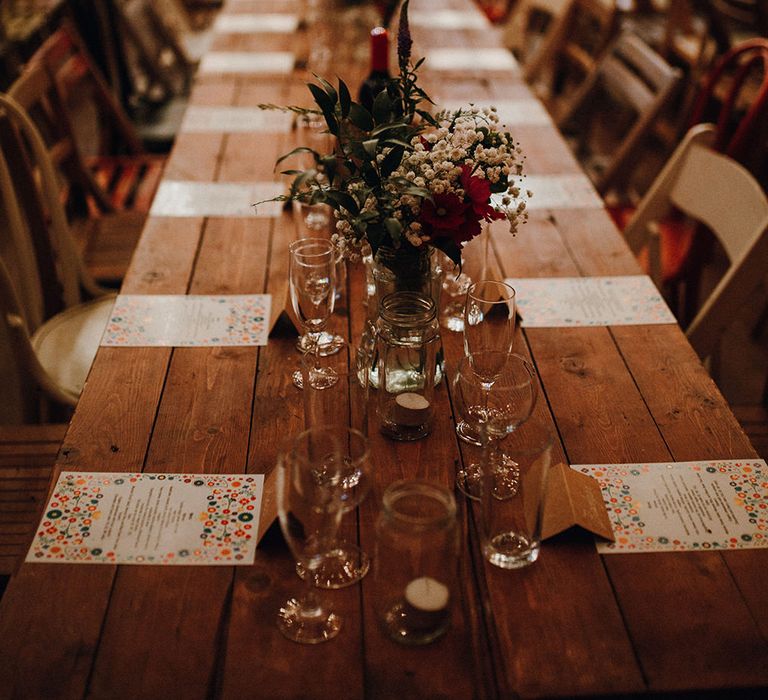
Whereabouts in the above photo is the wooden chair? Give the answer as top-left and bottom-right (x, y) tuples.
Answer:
(524, 0), (619, 115)
(0, 91), (115, 420)
(112, 0), (195, 149)
(0, 423), (66, 580)
(557, 30), (682, 197)
(622, 123), (768, 366)
(502, 0), (570, 72)
(8, 21), (165, 284)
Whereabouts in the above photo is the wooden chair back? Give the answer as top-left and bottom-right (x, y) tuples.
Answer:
(9, 21), (148, 217)
(623, 123), (768, 362)
(503, 0), (570, 71)
(114, 0), (195, 103)
(558, 30), (682, 196)
(8, 21), (165, 283)
(525, 0), (618, 111)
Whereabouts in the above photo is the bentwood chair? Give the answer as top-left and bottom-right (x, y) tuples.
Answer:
(0, 92), (115, 419)
(622, 123), (768, 367)
(8, 21), (165, 285)
(557, 30), (682, 198)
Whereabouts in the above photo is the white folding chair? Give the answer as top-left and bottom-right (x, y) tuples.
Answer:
(623, 123), (768, 364)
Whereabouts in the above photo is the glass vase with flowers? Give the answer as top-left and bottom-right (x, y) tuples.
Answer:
(258, 0), (531, 394)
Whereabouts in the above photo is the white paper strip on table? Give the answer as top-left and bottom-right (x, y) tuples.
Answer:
(150, 181), (283, 218)
(213, 14), (299, 34)
(199, 51), (294, 75)
(426, 48), (519, 72)
(180, 106), (292, 134)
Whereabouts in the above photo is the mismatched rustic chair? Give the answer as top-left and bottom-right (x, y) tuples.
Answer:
(524, 0), (618, 115)
(622, 123), (768, 369)
(8, 21), (165, 285)
(0, 92), (115, 419)
(557, 30), (682, 197)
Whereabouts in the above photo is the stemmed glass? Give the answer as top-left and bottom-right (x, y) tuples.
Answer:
(276, 426), (349, 643)
(457, 280), (517, 444)
(296, 426), (372, 588)
(289, 238), (337, 388)
(453, 353), (537, 499)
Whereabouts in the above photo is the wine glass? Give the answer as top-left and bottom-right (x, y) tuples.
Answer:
(289, 238), (337, 388)
(453, 353), (537, 500)
(276, 426), (349, 643)
(456, 280), (517, 444)
(295, 426), (372, 588)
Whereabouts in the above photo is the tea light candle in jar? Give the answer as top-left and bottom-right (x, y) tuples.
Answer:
(394, 392), (430, 427)
(404, 576), (449, 612)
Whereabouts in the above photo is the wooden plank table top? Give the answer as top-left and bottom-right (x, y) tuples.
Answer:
(1, 0), (767, 697)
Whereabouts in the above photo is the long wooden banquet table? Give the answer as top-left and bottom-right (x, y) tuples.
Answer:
(2, 0), (768, 697)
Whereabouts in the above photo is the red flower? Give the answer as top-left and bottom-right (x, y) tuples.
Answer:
(419, 192), (468, 229)
(461, 165), (505, 222)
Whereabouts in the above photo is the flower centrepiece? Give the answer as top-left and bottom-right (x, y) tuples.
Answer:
(260, 1), (530, 272)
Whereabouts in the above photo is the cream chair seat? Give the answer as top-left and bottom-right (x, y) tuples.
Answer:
(29, 296), (116, 405)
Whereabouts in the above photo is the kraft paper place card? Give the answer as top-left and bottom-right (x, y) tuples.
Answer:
(180, 106), (292, 134)
(213, 14), (299, 34)
(26, 472), (264, 565)
(426, 48), (519, 72)
(575, 459), (768, 553)
(199, 51), (294, 75)
(505, 275), (677, 327)
(101, 294), (271, 347)
(150, 181), (284, 218)
(542, 463), (615, 541)
(410, 10), (488, 30)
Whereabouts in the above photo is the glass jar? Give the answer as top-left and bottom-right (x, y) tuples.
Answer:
(376, 291), (440, 440)
(374, 480), (459, 645)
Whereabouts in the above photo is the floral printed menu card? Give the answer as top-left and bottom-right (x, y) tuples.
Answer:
(575, 460), (768, 553)
(26, 472), (264, 565)
(101, 295), (271, 346)
(505, 275), (676, 327)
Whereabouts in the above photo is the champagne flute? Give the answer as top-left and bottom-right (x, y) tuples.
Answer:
(289, 238), (337, 388)
(457, 280), (517, 444)
(276, 426), (348, 643)
(453, 353), (537, 500)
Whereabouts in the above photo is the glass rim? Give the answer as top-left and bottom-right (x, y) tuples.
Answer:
(381, 479), (457, 527)
(466, 279), (516, 303)
(289, 238), (335, 258)
(289, 424), (370, 467)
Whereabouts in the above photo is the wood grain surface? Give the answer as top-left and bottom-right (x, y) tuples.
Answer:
(1, 0), (766, 697)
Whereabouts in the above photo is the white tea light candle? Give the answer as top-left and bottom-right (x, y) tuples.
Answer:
(404, 576), (449, 612)
(394, 393), (430, 427)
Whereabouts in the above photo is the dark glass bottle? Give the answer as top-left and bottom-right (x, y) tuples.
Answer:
(358, 27), (390, 113)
